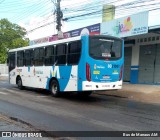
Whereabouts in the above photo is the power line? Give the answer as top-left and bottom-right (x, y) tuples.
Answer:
(9, 0), (52, 22)
(27, 21), (56, 33)
(63, 0), (159, 21)
(26, 0), (159, 33)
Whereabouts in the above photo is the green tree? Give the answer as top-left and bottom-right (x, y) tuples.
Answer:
(0, 18), (29, 63)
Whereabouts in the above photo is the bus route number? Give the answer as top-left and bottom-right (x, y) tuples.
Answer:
(108, 64), (112, 68)
(108, 64), (119, 68)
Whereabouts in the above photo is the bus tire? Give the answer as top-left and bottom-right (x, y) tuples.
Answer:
(17, 77), (23, 90)
(50, 80), (60, 97)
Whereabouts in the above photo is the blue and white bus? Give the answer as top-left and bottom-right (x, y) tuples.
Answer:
(8, 35), (124, 97)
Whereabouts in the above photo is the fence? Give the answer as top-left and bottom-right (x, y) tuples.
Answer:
(0, 64), (8, 76)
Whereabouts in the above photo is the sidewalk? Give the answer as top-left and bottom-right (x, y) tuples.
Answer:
(101, 83), (160, 105)
(0, 75), (8, 81)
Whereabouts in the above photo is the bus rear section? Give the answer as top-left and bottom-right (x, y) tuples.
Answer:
(79, 35), (124, 91)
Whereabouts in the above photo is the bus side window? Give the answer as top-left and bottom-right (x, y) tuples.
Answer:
(34, 48), (44, 66)
(30, 50), (34, 66)
(24, 50), (33, 66)
(17, 51), (24, 67)
(39, 48), (45, 66)
(9, 52), (16, 72)
(55, 43), (67, 65)
(45, 46), (54, 66)
(34, 49), (39, 66)
(67, 41), (81, 65)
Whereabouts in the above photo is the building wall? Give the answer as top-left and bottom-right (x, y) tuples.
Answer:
(126, 33), (160, 84)
(130, 45), (139, 83)
(0, 64), (8, 76)
(124, 46), (132, 82)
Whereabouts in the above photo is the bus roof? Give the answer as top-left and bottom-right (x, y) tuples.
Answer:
(8, 35), (123, 53)
(9, 36), (81, 53)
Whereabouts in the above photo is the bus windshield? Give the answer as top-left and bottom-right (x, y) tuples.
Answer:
(89, 36), (122, 60)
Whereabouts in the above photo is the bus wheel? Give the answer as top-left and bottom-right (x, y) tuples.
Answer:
(50, 80), (60, 97)
(17, 77), (23, 90)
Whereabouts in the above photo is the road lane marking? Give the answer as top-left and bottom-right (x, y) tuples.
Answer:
(1, 88), (20, 94)
(0, 88), (14, 93)
(0, 91), (8, 95)
(0, 81), (9, 83)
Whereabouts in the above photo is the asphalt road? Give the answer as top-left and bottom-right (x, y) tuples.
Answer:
(0, 80), (160, 140)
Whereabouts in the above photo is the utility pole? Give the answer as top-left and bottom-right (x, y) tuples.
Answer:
(55, 0), (63, 39)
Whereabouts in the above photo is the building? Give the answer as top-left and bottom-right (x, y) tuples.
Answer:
(124, 26), (160, 84)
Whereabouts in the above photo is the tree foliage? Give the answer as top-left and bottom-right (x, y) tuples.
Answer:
(0, 18), (29, 63)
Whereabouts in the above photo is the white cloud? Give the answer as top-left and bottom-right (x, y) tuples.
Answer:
(19, 14), (56, 40)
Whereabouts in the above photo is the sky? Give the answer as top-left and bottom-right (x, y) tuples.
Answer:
(0, 0), (160, 40)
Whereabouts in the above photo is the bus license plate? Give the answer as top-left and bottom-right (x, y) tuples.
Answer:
(103, 75), (110, 79)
